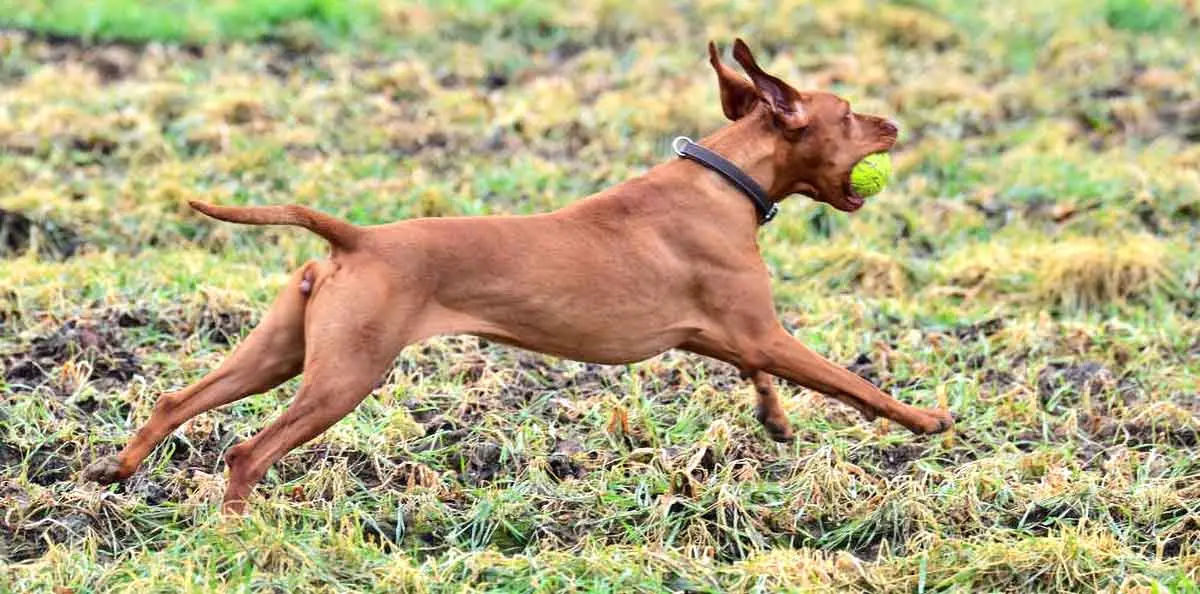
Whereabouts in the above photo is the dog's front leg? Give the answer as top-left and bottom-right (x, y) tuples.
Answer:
(756, 328), (953, 434)
(688, 325), (953, 436)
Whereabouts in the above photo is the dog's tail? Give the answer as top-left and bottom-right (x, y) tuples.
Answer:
(188, 201), (360, 251)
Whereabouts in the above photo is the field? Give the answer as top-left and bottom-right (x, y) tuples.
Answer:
(1, 0), (1198, 591)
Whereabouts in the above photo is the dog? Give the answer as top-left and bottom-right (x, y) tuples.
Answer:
(83, 39), (954, 512)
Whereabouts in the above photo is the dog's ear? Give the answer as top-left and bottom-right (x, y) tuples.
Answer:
(731, 38), (810, 131)
(708, 41), (759, 121)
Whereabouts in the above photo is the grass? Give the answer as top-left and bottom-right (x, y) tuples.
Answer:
(1104, 0), (1187, 32)
(0, 0), (382, 45)
(1, 1), (1199, 592)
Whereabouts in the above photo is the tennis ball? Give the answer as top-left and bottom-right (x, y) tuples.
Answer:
(849, 153), (892, 197)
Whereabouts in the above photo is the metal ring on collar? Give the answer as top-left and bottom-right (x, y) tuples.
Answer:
(671, 136), (693, 157)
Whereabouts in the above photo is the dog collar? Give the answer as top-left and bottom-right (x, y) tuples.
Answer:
(672, 136), (779, 224)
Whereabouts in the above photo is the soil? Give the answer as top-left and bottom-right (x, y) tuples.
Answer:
(0, 208), (82, 260)
(2, 318), (141, 392)
(547, 438), (587, 481)
(849, 443), (929, 477)
(845, 353), (883, 387)
(1036, 360), (1141, 414)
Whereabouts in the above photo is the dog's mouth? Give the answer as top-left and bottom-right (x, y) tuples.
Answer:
(831, 178), (866, 212)
(829, 148), (893, 212)
(798, 179), (864, 213)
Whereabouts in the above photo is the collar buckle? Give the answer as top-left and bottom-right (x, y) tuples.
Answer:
(671, 135), (692, 157)
(762, 202), (780, 223)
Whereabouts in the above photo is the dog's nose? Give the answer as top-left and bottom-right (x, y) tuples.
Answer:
(880, 119), (899, 138)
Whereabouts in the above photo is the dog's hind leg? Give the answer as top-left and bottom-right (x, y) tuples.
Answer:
(219, 359), (390, 513)
(82, 263), (322, 486)
(219, 263), (415, 513)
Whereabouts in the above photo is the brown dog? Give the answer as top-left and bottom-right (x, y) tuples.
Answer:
(83, 39), (953, 512)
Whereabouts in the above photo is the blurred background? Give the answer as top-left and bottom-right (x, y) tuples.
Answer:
(1, 1), (1198, 592)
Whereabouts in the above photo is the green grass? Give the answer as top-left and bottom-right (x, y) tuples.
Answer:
(2, 1), (1199, 592)
(0, 0), (381, 45)
(1105, 0), (1186, 32)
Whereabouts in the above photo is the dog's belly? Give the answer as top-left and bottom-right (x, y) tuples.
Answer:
(468, 328), (696, 364)
(421, 289), (703, 365)
(468, 324), (699, 365)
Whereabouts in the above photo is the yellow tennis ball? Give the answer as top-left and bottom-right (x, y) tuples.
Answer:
(850, 153), (892, 197)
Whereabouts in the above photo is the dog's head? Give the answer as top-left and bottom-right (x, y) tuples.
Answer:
(709, 39), (899, 212)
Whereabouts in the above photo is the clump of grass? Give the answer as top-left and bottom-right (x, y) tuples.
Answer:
(875, 526), (1163, 592)
(791, 244), (917, 297)
(939, 236), (1180, 311)
(854, 3), (959, 49)
(720, 548), (851, 591)
(359, 60), (439, 102)
(202, 94), (271, 127)
(1104, 0), (1184, 32)
(1034, 235), (1174, 311)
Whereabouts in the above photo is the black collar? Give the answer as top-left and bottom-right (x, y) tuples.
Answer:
(672, 136), (779, 224)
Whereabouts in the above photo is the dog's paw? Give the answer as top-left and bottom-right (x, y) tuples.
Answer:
(221, 498), (250, 516)
(765, 425), (796, 443)
(756, 406), (796, 443)
(81, 456), (129, 485)
(916, 409), (955, 435)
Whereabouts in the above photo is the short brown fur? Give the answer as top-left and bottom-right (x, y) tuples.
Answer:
(83, 39), (952, 513)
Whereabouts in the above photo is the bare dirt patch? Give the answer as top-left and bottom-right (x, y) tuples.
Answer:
(0, 207), (82, 260)
(3, 318), (141, 393)
(1036, 361), (1140, 414)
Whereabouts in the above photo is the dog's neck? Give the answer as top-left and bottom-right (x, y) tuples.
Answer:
(698, 112), (780, 197)
(588, 110), (790, 236)
(674, 110), (787, 231)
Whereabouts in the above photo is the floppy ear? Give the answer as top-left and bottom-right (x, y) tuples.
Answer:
(708, 41), (759, 121)
(731, 38), (809, 131)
